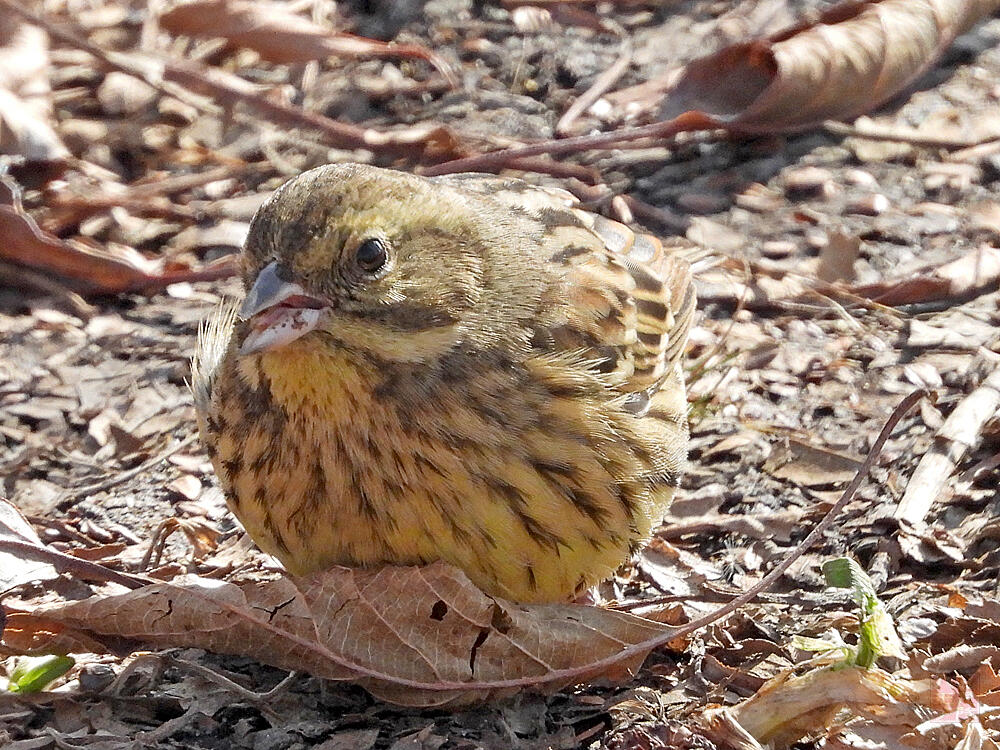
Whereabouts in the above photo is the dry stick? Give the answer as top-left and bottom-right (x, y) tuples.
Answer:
(822, 120), (1000, 150)
(423, 112), (713, 176)
(0, 538), (148, 589)
(895, 364), (1000, 526)
(166, 654), (299, 704)
(627, 389), (926, 646)
(556, 37), (633, 136)
(426, 109), (1000, 179)
(627, 389), (924, 615)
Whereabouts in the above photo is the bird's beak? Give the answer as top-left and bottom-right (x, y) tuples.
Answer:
(237, 261), (327, 355)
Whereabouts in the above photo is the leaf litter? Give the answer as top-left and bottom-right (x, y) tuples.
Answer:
(1, 0), (1000, 747)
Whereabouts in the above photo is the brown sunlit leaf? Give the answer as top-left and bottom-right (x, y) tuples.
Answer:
(816, 232), (861, 284)
(657, 0), (1000, 134)
(0, 176), (238, 296)
(6, 563), (673, 707)
(851, 245), (1000, 305)
(0, 498), (58, 589)
(764, 438), (864, 487)
(1, 612), (121, 657)
(0, 13), (68, 163)
(160, 0), (456, 83)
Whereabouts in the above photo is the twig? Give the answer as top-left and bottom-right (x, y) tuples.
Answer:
(895, 364), (1000, 526)
(167, 654), (298, 705)
(0, 538), (148, 589)
(107, 652), (166, 696)
(422, 112), (713, 176)
(648, 390), (925, 642)
(823, 120), (1000, 150)
(556, 38), (633, 136)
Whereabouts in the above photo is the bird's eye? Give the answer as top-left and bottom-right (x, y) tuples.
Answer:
(355, 238), (389, 274)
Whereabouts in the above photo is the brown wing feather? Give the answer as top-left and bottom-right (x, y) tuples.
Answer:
(433, 172), (696, 399)
(540, 205), (695, 400)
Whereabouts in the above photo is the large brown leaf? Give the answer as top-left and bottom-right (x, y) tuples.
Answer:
(850, 244), (1000, 305)
(3, 563), (675, 707)
(658, 0), (1000, 134)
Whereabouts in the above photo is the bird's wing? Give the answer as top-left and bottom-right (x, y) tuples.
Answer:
(541, 210), (696, 400)
(431, 172), (695, 397)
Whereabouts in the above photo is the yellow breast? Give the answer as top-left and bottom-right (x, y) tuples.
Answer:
(205, 335), (679, 603)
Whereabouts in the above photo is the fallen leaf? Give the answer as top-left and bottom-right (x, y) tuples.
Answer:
(4, 563), (675, 707)
(160, 0), (455, 83)
(764, 437), (864, 487)
(657, 0), (1000, 134)
(851, 245), (1000, 305)
(702, 667), (949, 749)
(0, 13), (68, 162)
(0, 498), (58, 589)
(817, 231), (861, 284)
(0, 175), (238, 296)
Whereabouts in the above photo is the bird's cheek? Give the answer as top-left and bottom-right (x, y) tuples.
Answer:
(238, 307), (323, 355)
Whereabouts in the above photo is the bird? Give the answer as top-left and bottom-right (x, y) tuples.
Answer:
(191, 163), (696, 604)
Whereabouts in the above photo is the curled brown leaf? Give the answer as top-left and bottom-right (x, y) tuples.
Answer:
(659, 0), (1000, 134)
(0, 176), (238, 296)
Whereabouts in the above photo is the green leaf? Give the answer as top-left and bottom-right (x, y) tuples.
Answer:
(7, 655), (75, 693)
(822, 557), (906, 668)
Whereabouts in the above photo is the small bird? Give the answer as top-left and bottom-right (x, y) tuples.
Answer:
(192, 163), (695, 603)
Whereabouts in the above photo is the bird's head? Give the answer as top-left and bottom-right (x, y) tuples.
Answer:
(236, 163), (546, 364)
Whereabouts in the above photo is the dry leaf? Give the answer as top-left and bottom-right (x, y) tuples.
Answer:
(816, 231), (861, 284)
(764, 437), (864, 487)
(0, 175), (238, 296)
(658, 0), (1000, 134)
(4, 563), (674, 707)
(0, 498), (58, 589)
(0, 13), (68, 162)
(160, 0), (455, 83)
(702, 667), (950, 749)
(851, 245), (1000, 305)
(896, 364), (1000, 527)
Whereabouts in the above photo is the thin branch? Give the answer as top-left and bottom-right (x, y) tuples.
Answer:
(823, 120), (1000, 150)
(556, 38), (633, 136)
(653, 389), (925, 644)
(0, 538), (149, 589)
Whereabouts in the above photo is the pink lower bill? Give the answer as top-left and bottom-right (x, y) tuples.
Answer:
(239, 306), (322, 355)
